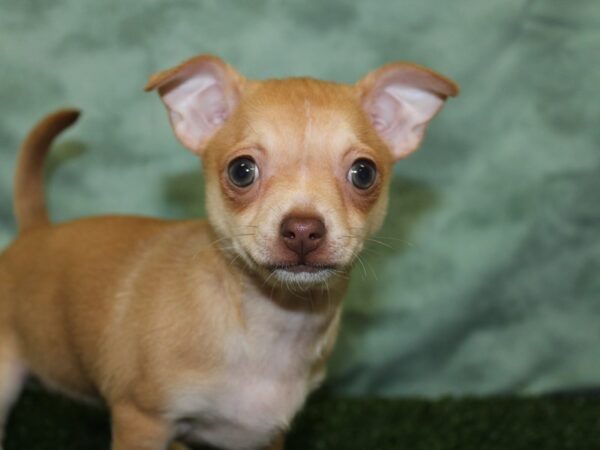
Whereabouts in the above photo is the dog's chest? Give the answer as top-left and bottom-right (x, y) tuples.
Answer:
(171, 301), (330, 450)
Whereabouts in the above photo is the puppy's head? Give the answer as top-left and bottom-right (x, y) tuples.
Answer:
(146, 55), (458, 288)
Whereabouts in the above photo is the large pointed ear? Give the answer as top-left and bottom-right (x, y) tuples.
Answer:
(145, 54), (245, 155)
(356, 63), (459, 161)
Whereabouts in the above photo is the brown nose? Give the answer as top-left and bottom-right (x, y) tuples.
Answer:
(280, 216), (326, 258)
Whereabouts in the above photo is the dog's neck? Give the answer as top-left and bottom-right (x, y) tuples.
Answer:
(205, 233), (348, 345)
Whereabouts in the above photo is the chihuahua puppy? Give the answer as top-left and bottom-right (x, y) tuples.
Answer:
(0, 55), (457, 450)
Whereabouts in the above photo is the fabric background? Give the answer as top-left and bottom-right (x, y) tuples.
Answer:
(1, 0), (599, 396)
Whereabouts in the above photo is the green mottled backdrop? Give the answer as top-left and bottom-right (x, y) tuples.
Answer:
(1, 0), (599, 396)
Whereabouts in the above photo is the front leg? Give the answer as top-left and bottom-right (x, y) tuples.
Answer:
(266, 434), (286, 450)
(111, 402), (173, 450)
(167, 443), (190, 450)
(165, 434), (284, 450)
(166, 435), (284, 450)
(169, 442), (190, 450)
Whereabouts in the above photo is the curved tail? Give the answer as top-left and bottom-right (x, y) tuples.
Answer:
(13, 109), (81, 233)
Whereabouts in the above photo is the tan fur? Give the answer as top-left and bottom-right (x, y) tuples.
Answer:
(13, 109), (80, 232)
(0, 55), (457, 450)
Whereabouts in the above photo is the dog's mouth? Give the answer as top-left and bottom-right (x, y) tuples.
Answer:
(236, 244), (345, 286)
(267, 263), (337, 274)
(263, 263), (339, 286)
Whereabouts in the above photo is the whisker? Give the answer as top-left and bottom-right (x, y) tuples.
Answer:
(330, 270), (350, 281)
(324, 279), (332, 315)
(372, 235), (415, 247)
(366, 259), (378, 281)
(264, 269), (277, 286)
(359, 247), (385, 258)
(353, 252), (368, 280)
(365, 238), (393, 249)
(229, 254), (242, 266)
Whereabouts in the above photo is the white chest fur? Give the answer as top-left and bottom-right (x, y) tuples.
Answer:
(169, 294), (337, 450)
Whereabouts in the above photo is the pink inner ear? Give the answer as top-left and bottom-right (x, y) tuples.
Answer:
(192, 83), (229, 126)
(364, 75), (447, 161)
(160, 69), (233, 153)
(370, 91), (399, 132)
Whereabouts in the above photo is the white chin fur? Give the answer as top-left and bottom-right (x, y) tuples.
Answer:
(271, 269), (334, 287)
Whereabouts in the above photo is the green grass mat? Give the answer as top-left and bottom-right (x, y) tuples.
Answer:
(5, 387), (600, 449)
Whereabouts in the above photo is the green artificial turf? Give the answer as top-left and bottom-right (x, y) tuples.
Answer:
(5, 386), (600, 450)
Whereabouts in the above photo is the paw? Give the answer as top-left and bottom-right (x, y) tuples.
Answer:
(168, 442), (191, 450)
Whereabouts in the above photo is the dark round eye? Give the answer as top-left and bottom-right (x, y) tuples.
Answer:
(228, 156), (258, 187)
(348, 159), (377, 190)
